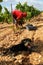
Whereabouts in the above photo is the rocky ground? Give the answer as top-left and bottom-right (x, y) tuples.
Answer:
(0, 13), (43, 65)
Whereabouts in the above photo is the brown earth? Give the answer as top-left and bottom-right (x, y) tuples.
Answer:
(0, 12), (43, 65)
